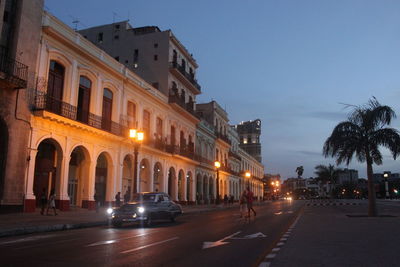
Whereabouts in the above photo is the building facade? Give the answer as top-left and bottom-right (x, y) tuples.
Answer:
(234, 119), (262, 162)
(0, 0), (44, 212)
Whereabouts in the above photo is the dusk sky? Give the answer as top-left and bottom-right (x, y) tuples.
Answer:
(45, 0), (400, 179)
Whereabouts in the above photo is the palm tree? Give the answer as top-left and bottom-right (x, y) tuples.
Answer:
(323, 98), (400, 216)
(314, 164), (342, 198)
(295, 166), (304, 178)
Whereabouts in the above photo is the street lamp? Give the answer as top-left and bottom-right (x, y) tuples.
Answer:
(129, 129), (144, 200)
(215, 161), (221, 204)
(245, 171), (251, 188)
(384, 172), (390, 198)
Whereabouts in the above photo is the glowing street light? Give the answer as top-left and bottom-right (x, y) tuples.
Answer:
(215, 161), (221, 204)
(129, 128), (144, 199)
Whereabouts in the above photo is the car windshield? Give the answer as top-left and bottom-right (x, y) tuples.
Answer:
(132, 193), (157, 202)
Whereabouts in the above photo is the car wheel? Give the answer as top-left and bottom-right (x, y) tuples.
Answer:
(146, 214), (153, 227)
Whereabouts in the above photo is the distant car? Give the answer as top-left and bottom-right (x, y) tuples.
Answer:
(107, 192), (182, 227)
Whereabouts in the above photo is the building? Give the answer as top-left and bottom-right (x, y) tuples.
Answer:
(337, 168), (358, 184)
(79, 21), (200, 116)
(234, 119), (262, 162)
(0, 0), (44, 212)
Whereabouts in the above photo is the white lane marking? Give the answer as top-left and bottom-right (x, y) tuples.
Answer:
(86, 233), (147, 247)
(276, 242), (285, 246)
(266, 253), (276, 259)
(280, 238), (287, 241)
(120, 237), (179, 254)
(230, 232), (267, 240)
(274, 211), (283, 215)
(272, 247), (281, 252)
(0, 235), (52, 245)
(259, 262), (271, 267)
(202, 231), (241, 249)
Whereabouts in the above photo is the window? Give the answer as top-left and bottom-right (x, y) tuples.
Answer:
(152, 82), (159, 89)
(156, 117), (163, 139)
(143, 110), (150, 139)
(154, 55), (158, 61)
(114, 35), (119, 40)
(154, 43), (158, 48)
(125, 60), (128, 64)
(102, 88), (113, 131)
(97, 32), (103, 43)
(77, 76), (91, 123)
(115, 24), (120, 29)
(46, 60), (65, 114)
(114, 56), (119, 61)
(133, 49), (139, 62)
(127, 101), (136, 128)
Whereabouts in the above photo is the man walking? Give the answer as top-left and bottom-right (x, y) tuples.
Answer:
(246, 186), (256, 218)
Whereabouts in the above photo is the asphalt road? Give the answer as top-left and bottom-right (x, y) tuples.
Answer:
(0, 200), (304, 267)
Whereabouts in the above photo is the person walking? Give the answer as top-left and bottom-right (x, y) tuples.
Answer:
(239, 189), (247, 218)
(246, 186), (256, 218)
(40, 188), (47, 215)
(46, 189), (57, 216)
(124, 189), (130, 203)
(115, 192), (121, 207)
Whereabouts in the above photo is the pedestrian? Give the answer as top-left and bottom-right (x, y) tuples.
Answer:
(239, 189), (247, 218)
(246, 186), (256, 218)
(115, 192), (121, 207)
(230, 195), (234, 204)
(223, 194), (228, 205)
(124, 189), (130, 203)
(40, 188), (47, 215)
(46, 189), (57, 216)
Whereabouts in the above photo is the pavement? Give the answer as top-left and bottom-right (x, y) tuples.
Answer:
(265, 199), (400, 267)
(0, 202), (246, 238)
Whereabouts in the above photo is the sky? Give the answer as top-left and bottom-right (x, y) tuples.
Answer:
(44, 0), (400, 179)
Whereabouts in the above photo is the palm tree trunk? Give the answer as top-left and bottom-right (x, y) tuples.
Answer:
(367, 162), (377, 216)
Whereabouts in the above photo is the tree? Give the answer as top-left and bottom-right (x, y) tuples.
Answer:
(314, 164), (342, 198)
(323, 98), (400, 216)
(295, 166), (304, 178)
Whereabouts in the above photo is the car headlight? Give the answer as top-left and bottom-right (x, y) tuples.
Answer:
(137, 207), (145, 213)
(107, 208), (113, 214)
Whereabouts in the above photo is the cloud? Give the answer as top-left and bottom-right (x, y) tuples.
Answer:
(295, 150), (323, 157)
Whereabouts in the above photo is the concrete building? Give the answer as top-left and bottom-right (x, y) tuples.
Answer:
(234, 119), (262, 162)
(337, 168), (358, 184)
(0, 0), (44, 212)
(79, 21), (200, 116)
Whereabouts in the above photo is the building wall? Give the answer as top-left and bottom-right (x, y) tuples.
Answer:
(0, 0), (44, 211)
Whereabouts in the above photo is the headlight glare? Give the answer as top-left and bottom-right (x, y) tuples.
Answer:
(138, 207), (145, 213)
(107, 208), (113, 214)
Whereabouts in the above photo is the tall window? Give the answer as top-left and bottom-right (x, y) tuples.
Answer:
(77, 76), (91, 123)
(171, 126), (176, 146)
(47, 60), (65, 114)
(102, 88), (113, 131)
(143, 110), (150, 139)
(156, 117), (163, 139)
(127, 101), (136, 128)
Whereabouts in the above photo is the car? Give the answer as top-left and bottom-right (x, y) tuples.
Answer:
(107, 192), (183, 227)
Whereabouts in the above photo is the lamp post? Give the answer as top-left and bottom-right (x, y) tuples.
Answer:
(215, 161), (221, 204)
(129, 129), (144, 201)
(384, 172), (389, 198)
(245, 171), (251, 188)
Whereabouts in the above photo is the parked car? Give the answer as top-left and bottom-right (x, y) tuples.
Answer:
(107, 192), (182, 227)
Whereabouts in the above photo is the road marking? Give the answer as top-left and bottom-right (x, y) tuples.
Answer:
(86, 233), (147, 247)
(202, 231), (241, 249)
(276, 242), (284, 246)
(230, 232), (267, 240)
(15, 238), (81, 250)
(0, 235), (52, 245)
(120, 237), (179, 254)
(274, 211), (283, 215)
(259, 262), (271, 267)
(266, 253), (276, 259)
(272, 248), (280, 252)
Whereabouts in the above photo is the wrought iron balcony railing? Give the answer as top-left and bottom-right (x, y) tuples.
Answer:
(0, 46), (28, 89)
(169, 61), (201, 92)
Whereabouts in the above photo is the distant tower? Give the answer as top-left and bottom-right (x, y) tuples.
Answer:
(235, 119), (262, 162)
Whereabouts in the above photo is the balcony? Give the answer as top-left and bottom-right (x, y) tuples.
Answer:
(168, 92), (198, 119)
(169, 61), (201, 94)
(214, 131), (231, 145)
(31, 91), (127, 137)
(0, 46), (28, 89)
(229, 150), (242, 161)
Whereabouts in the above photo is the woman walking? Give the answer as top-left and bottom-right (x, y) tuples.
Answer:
(47, 189), (58, 216)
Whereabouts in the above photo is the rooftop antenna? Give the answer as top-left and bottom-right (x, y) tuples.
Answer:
(69, 15), (87, 31)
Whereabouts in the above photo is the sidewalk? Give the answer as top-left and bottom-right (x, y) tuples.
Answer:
(0, 202), (246, 238)
(269, 200), (400, 267)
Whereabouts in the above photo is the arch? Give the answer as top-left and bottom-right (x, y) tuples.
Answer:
(178, 169), (185, 202)
(139, 158), (151, 192)
(167, 167), (176, 199)
(196, 173), (202, 204)
(68, 145), (90, 207)
(0, 118), (8, 201)
(186, 171), (193, 202)
(33, 138), (64, 207)
(153, 162), (163, 192)
(95, 151), (113, 206)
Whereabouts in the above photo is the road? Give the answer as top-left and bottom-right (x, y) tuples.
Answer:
(0, 200), (303, 267)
